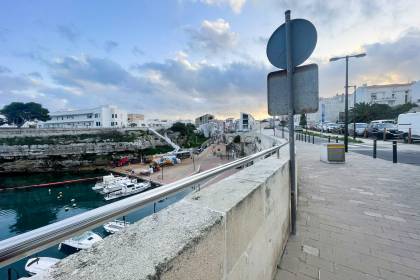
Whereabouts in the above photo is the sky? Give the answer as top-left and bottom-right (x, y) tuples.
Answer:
(1, 0), (420, 120)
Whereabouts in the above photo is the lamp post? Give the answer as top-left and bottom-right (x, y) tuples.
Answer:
(348, 85), (357, 139)
(330, 53), (366, 152)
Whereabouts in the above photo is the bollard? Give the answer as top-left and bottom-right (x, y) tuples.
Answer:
(296, 133), (298, 140)
(328, 136), (331, 143)
(335, 136), (338, 143)
(312, 134), (315, 144)
(408, 128), (412, 144)
(304, 133), (306, 142)
(383, 128), (387, 141)
(373, 139), (377, 158)
(393, 140), (397, 163)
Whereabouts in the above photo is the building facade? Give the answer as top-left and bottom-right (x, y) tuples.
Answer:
(238, 112), (255, 132)
(307, 81), (420, 124)
(195, 114), (214, 127)
(43, 105), (128, 129)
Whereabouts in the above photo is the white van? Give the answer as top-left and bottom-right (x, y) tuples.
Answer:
(398, 112), (420, 142)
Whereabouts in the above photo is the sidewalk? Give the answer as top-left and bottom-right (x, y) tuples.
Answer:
(275, 142), (420, 280)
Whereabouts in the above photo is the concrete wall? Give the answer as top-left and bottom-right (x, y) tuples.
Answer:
(40, 154), (291, 280)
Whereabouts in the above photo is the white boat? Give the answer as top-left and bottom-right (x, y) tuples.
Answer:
(103, 219), (130, 234)
(25, 257), (60, 276)
(104, 181), (151, 201)
(58, 231), (102, 252)
(93, 174), (137, 194)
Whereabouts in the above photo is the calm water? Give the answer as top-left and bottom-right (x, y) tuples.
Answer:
(0, 172), (190, 279)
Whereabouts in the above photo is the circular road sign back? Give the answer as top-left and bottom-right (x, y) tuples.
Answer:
(266, 19), (317, 69)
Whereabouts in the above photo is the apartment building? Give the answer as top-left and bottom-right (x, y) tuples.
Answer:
(43, 105), (128, 128)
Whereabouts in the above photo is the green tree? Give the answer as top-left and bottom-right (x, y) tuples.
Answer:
(0, 102), (50, 126)
(299, 113), (307, 127)
(350, 102), (417, 123)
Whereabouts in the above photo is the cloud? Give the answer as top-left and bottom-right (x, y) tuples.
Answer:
(319, 28), (420, 97)
(49, 55), (131, 87)
(104, 40), (119, 53)
(27, 72), (43, 80)
(0, 65), (11, 74)
(201, 0), (246, 13)
(132, 46), (144, 57)
(186, 19), (237, 54)
(57, 25), (80, 42)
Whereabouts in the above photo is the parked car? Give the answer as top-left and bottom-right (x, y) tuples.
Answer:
(367, 122), (402, 139)
(348, 123), (368, 137)
(324, 123), (340, 133)
(370, 119), (396, 125)
(398, 112), (420, 143)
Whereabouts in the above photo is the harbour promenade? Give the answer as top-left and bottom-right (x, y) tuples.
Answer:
(276, 142), (420, 280)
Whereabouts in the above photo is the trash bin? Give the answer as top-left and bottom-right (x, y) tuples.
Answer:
(320, 143), (345, 163)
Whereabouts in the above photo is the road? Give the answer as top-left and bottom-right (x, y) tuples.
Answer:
(262, 127), (420, 166)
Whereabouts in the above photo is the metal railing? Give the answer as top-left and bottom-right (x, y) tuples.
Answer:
(0, 142), (288, 267)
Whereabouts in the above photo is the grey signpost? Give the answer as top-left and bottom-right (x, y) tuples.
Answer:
(266, 10), (318, 234)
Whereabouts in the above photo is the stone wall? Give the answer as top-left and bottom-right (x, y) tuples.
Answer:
(0, 127), (147, 138)
(0, 141), (152, 158)
(39, 154), (291, 280)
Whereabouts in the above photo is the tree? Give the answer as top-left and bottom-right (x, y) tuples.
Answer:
(299, 113), (307, 128)
(170, 122), (196, 136)
(0, 102), (50, 126)
(350, 102), (417, 123)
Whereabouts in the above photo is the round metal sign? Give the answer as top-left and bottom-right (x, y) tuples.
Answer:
(266, 18), (317, 69)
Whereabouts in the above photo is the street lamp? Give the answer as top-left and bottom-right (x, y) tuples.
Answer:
(330, 53), (366, 152)
(347, 85), (357, 139)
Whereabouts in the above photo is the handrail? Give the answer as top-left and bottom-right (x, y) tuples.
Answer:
(0, 142), (288, 267)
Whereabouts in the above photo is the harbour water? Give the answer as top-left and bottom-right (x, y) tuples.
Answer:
(0, 172), (190, 279)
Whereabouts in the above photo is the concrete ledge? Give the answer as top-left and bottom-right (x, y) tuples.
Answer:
(40, 155), (290, 280)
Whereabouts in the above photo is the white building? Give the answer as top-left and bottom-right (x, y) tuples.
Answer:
(355, 82), (412, 106)
(198, 120), (223, 138)
(307, 81), (420, 124)
(43, 105), (128, 129)
(238, 112), (255, 132)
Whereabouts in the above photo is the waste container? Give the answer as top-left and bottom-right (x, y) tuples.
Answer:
(320, 143), (345, 163)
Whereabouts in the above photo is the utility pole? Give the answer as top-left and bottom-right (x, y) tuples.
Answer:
(285, 10), (297, 235)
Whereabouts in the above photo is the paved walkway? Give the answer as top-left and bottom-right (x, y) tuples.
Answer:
(275, 142), (420, 280)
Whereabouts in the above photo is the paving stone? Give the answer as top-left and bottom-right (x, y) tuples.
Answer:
(275, 143), (420, 280)
(384, 215), (406, 223)
(302, 244), (320, 256)
(364, 211), (383, 218)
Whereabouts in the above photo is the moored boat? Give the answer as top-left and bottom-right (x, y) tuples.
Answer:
(103, 219), (130, 234)
(104, 181), (151, 201)
(58, 231), (102, 253)
(24, 257), (60, 276)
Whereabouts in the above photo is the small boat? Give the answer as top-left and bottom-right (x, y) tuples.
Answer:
(25, 257), (60, 276)
(58, 231), (102, 252)
(104, 181), (151, 201)
(93, 174), (137, 194)
(103, 219), (130, 234)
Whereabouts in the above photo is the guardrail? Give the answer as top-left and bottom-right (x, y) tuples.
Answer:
(0, 142), (288, 268)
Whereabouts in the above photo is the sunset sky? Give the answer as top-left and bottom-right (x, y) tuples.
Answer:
(1, 0), (420, 120)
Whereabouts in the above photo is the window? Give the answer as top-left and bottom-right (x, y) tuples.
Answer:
(94, 113), (99, 118)
(87, 114), (92, 118)
(371, 94), (377, 100)
(391, 93), (395, 98)
(115, 114), (117, 118)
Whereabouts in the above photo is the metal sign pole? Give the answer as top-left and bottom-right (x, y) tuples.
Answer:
(285, 10), (297, 235)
